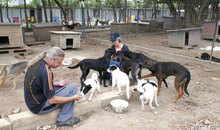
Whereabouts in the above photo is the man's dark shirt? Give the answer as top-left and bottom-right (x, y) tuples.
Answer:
(24, 60), (54, 114)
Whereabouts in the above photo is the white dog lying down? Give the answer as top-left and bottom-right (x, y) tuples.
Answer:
(107, 65), (130, 99)
(134, 79), (159, 110)
(79, 73), (100, 101)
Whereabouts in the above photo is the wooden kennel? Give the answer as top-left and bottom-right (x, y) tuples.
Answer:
(167, 27), (202, 48)
(50, 31), (81, 49)
(0, 23), (24, 48)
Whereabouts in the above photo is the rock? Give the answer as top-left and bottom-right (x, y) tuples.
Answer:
(195, 82), (200, 84)
(42, 125), (52, 130)
(203, 119), (210, 125)
(211, 77), (220, 81)
(11, 108), (21, 114)
(35, 126), (42, 130)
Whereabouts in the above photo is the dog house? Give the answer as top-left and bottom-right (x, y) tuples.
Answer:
(201, 20), (220, 40)
(32, 23), (62, 41)
(167, 27), (202, 48)
(50, 31), (81, 49)
(0, 23), (24, 48)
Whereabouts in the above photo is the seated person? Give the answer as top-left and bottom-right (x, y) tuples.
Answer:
(108, 32), (130, 85)
(24, 47), (82, 127)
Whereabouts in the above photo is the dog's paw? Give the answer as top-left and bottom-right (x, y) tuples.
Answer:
(81, 98), (86, 102)
(156, 104), (159, 107)
(88, 99), (92, 102)
(150, 106), (155, 109)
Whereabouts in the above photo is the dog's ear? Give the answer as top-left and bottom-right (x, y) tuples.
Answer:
(81, 82), (86, 91)
(86, 85), (92, 89)
(133, 88), (137, 91)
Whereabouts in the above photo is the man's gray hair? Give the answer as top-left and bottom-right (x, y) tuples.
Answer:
(45, 46), (65, 60)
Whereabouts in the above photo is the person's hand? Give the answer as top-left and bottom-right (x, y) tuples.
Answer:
(57, 80), (69, 86)
(72, 95), (82, 101)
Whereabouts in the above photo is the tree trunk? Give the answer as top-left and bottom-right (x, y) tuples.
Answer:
(0, 7), (3, 23)
(117, 0), (121, 23)
(20, 8), (22, 23)
(42, 0), (48, 23)
(6, 0), (11, 23)
(165, 0), (180, 28)
(124, 0), (127, 23)
(66, 0), (69, 21)
(184, 1), (191, 28)
(48, 0), (53, 22)
(24, 0), (29, 29)
(107, 0), (117, 23)
(54, 0), (67, 24)
(87, 8), (91, 27)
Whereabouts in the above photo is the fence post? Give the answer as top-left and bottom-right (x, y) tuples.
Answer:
(210, 3), (220, 63)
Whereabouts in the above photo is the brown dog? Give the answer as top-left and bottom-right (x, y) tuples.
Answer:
(142, 60), (191, 103)
(0, 61), (28, 89)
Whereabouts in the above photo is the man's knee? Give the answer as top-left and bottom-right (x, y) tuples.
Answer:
(66, 83), (78, 95)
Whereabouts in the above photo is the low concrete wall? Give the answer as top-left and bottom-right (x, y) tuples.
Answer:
(0, 87), (135, 130)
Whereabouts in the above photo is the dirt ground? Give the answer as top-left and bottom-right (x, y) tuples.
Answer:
(0, 31), (220, 129)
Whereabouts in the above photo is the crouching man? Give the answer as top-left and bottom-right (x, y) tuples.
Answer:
(24, 46), (82, 127)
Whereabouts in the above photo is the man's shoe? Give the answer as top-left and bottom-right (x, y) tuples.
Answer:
(56, 117), (80, 127)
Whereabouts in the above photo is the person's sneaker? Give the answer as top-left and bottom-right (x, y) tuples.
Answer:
(56, 117), (80, 127)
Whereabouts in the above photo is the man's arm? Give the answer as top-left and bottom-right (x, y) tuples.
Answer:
(48, 95), (82, 104)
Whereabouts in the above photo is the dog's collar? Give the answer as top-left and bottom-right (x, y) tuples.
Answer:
(142, 79), (157, 88)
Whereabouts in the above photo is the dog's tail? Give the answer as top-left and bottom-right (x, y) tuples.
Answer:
(184, 71), (191, 96)
(67, 62), (80, 69)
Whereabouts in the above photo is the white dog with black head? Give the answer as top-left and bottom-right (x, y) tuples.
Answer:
(134, 79), (159, 110)
(79, 73), (100, 101)
(107, 65), (130, 99)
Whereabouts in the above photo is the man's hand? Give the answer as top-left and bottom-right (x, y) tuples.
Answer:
(54, 80), (69, 86)
(72, 95), (82, 101)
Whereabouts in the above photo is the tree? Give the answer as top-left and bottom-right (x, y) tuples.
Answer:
(6, 0), (11, 22)
(42, 0), (48, 23)
(0, 2), (3, 23)
(122, 0), (127, 23)
(24, 0), (28, 28)
(160, 0), (217, 28)
(54, 0), (67, 24)
(107, 0), (118, 22)
(48, 0), (53, 22)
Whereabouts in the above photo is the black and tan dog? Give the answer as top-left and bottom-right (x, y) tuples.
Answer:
(142, 61), (191, 103)
(68, 48), (115, 87)
(116, 51), (142, 83)
(123, 50), (168, 88)
(61, 20), (81, 31)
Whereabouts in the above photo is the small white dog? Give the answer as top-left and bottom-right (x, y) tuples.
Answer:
(107, 65), (130, 99)
(134, 79), (159, 110)
(79, 73), (100, 101)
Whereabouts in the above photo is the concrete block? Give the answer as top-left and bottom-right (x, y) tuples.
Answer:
(0, 118), (11, 130)
(9, 110), (59, 130)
